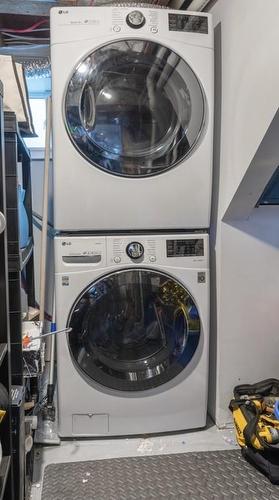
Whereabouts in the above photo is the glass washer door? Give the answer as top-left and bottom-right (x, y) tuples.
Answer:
(68, 268), (201, 391)
(65, 39), (205, 177)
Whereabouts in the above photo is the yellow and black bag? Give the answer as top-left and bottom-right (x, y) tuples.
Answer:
(230, 379), (279, 484)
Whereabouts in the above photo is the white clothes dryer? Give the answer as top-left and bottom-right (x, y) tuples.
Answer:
(54, 232), (209, 437)
(51, 7), (214, 231)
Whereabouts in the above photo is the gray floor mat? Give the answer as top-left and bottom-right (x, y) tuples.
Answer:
(42, 449), (279, 500)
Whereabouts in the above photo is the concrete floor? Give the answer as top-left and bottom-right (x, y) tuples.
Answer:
(30, 421), (238, 500)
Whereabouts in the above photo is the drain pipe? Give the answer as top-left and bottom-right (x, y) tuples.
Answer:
(186, 0), (213, 10)
(40, 97), (56, 419)
(46, 298), (56, 418)
(35, 97), (60, 445)
(169, 0), (213, 11)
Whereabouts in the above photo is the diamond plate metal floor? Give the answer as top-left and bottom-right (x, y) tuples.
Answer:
(42, 449), (279, 500)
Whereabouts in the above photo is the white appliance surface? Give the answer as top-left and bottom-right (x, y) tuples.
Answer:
(55, 233), (210, 437)
(51, 7), (214, 231)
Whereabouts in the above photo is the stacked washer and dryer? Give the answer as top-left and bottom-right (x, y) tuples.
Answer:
(50, 6), (213, 437)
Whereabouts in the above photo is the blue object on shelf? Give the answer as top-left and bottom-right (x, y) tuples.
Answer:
(18, 185), (29, 249)
(274, 400), (279, 420)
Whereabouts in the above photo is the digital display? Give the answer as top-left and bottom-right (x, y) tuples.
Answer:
(168, 14), (208, 34)
(258, 166), (279, 205)
(167, 239), (204, 258)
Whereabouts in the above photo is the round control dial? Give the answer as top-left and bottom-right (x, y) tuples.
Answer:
(126, 11), (146, 29)
(0, 211), (6, 235)
(126, 242), (144, 260)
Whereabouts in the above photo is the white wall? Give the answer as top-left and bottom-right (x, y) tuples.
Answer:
(212, 0), (279, 216)
(210, 0), (279, 426)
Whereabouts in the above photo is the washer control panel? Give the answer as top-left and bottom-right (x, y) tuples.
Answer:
(55, 235), (208, 271)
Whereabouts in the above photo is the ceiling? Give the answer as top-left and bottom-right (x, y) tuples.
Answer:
(0, 0), (216, 18)
(0, 0), (216, 53)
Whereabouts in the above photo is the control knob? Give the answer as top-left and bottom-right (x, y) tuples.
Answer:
(126, 11), (146, 29)
(0, 212), (6, 235)
(126, 242), (144, 260)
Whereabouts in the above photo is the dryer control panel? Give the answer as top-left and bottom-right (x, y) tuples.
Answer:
(50, 7), (213, 47)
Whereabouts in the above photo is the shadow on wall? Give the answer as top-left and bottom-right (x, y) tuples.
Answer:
(225, 206), (279, 249)
(222, 104), (279, 233)
(222, 101), (279, 247)
(210, 22), (222, 249)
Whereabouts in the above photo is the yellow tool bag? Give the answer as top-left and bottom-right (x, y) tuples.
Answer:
(230, 379), (279, 484)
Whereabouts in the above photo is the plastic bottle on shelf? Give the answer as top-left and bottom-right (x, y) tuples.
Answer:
(18, 185), (29, 249)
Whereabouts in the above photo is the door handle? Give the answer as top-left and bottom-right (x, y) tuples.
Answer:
(0, 211), (6, 234)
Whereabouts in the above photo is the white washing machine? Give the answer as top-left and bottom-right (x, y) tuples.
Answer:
(51, 7), (214, 231)
(55, 233), (209, 437)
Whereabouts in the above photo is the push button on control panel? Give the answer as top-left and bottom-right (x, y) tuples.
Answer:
(113, 256), (121, 263)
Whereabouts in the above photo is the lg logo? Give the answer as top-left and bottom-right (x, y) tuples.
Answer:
(58, 10), (69, 14)
(62, 241), (71, 246)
